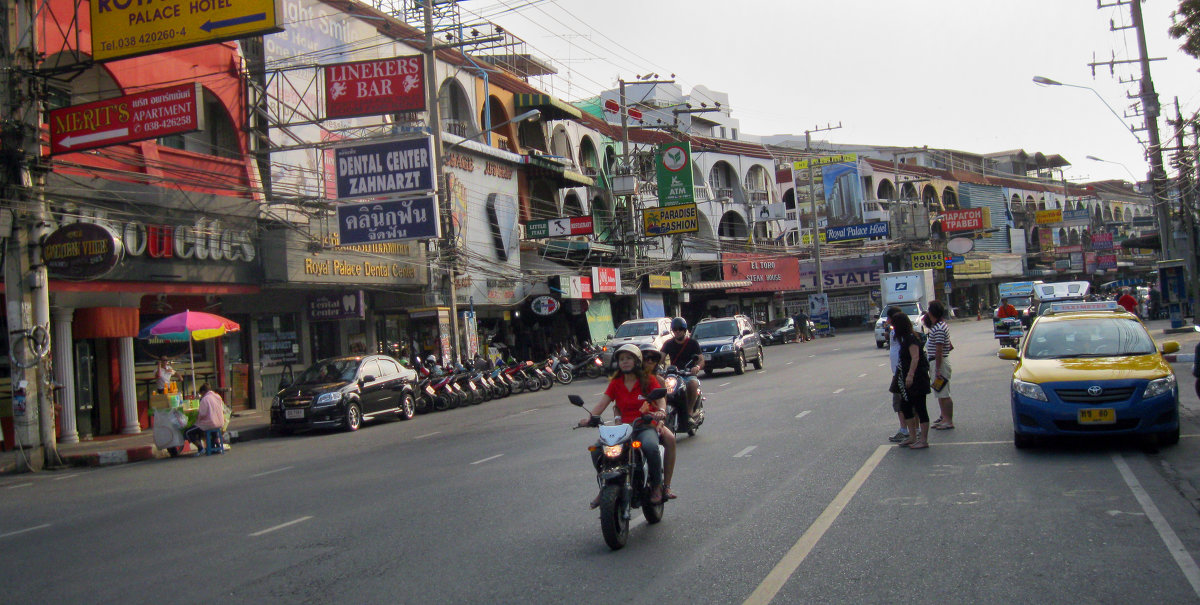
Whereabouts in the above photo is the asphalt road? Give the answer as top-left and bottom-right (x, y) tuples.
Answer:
(4, 321), (1200, 604)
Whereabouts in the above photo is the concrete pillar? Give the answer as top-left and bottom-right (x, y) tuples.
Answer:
(52, 307), (78, 444)
(118, 336), (140, 434)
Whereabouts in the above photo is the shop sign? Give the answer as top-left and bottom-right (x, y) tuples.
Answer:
(1036, 209), (1063, 225)
(1097, 254), (1117, 270)
(591, 267), (619, 293)
(911, 251), (943, 270)
(723, 253), (803, 293)
(643, 203), (699, 235)
(307, 291), (365, 321)
(565, 276), (593, 299)
(955, 258), (992, 277)
(43, 222), (123, 279)
(525, 216), (593, 239)
(656, 142), (695, 206)
(648, 274), (672, 289)
(334, 136), (435, 199)
(336, 196), (439, 245)
(1062, 209), (1091, 226)
(49, 83), (202, 155)
(797, 255), (883, 292)
(826, 221), (888, 242)
(91, 0), (282, 61)
(940, 208), (984, 232)
(1055, 245), (1082, 254)
(530, 295), (560, 316)
(670, 271), (683, 290)
(1091, 232), (1113, 250)
(324, 55), (425, 119)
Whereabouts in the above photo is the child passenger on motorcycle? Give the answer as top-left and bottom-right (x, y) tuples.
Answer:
(577, 344), (666, 507)
(641, 348), (678, 500)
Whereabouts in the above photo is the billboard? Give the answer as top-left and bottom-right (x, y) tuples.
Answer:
(792, 154), (862, 231)
(92, 0), (282, 61)
(723, 253), (803, 293)
(324, 56), (426, 119)
(643, 203), (699, 235)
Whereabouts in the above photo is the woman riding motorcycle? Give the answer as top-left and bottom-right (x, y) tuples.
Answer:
(577, 344), (667, 507)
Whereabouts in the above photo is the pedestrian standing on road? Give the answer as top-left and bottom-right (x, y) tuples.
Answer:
(925, 301), (956, 431)
(883, 307), (910, 443)
(889, 313), (931, 449)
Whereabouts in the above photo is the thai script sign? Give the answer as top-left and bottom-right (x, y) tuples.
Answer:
(1062, 208), (1091, 226)
(91, 0), (282, 61)
(656, 142), (695, 206)
(940, 208), (984, 232)
(334, 136), (435, 199)
(643, 203), (699, 235)
(911, 251), (944, 270)
(648, 274), (672, 289)
(324, 55), (425, 119)
(336, 197), (439, 245)
(43, 222), (123, 279)
(1036, 209), (1063, 225)
(723, 253), (803, 293)
(1097, 254), (1117, 270)
(49, 83), (202, 155)
(307, 291), (365, 321)
(1090, 232), (1114, 250)
(826, 221), (889, 242)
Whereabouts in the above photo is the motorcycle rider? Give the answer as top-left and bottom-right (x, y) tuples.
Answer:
(577, 344), (666, 507)
(640, 345), (678, 500)
(660, 317), (703, 428)
(997, 300), (1018, 319)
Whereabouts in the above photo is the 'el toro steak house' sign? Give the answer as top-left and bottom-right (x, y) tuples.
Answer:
(49, 83), (202, 155)
(324, 56), (425, 119)
(722, 253), (803, 293)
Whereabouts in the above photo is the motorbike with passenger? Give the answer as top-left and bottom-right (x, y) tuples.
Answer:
(661, 359), (704, 436)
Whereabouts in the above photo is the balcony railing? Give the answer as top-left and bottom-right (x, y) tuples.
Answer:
(712, 186), (734, 200)
(747, 190), (769, 204)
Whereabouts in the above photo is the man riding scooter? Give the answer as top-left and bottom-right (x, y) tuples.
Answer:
(660, 317), (703, 428)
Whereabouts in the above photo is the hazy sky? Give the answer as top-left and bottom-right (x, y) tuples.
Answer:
(467, 0), (1200, 184)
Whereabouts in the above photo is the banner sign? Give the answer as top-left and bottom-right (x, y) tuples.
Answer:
(91, 0), (282, 61)
(940, 208), (984, 232)
(648, 274), (672, 289)
(324, 55), (425, 119)
(1097, 254), (1117, 270)
(755, 203), (787, 221)
(591, 267), (620, 294)
(798, 255), (883, 292)
(670, 271), (684, 290)
(526, 216), (594, 239)
(1090, 232), (1113, 250)
(826, 221), (889, 242)
(49, 83), (202, 155)
(565, 276), (593, 300)
(809, 293), (831, 336)
(643, 203), (699, 235)
(1062, 208), (1091, 226)
(334, 136), (435, 200)
(723, 253), (803, 293)
(656, 142), (695, 206)
(1036, 209), (1063, 225)
(911, 251), (944, 270)
(336, 197), (439, 245)
(307, 291), (365, 321)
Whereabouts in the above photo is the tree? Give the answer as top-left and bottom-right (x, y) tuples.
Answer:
(1169, 0), (1200, 59)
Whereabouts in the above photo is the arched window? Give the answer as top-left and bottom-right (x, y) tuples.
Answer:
(438, 79), (476, 138)
(877, 179), (896, 200)
(744, 165), (770, 204)
(718, 211), (748, 238)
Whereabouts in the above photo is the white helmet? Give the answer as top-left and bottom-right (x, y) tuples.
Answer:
(614, 343), (643, 363)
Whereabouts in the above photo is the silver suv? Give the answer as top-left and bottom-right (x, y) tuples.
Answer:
(601, 317), (673, 369)
(693, 315), (764, 376)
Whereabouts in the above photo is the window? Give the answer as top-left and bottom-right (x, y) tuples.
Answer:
(159, 89), (239, 159)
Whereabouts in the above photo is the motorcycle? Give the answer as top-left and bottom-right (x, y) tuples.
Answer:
(503, 360), (541, 392)
(552, 353), (575, 385)
(534, 357), (556, 390)
(566, 344), (605, 379)
(994, 316), (1023, 348)
(662, 361), (705, 437)
(570, 387), (668, 550)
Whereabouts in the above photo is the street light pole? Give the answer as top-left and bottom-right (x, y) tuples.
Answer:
(1086, 155), (1140, 182)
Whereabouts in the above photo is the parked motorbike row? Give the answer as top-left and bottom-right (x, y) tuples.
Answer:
(410, 344), (605, 414)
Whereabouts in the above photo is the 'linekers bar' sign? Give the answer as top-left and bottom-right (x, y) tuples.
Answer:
(324, 56), (425, 119)
(49, 83), (203, 155)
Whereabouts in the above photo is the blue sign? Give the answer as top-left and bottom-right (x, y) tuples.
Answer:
(337, 197), (440, 244)
(825, 221), (889, 242)
(334, 136), (436, 200)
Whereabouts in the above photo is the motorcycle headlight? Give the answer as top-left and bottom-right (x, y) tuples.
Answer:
(719, 344), (733, 352)
(1012, 379), (1048, 402)
(313, 391), (343, 406)
(1144, 374), (1176, 399)
(603, 444), (623, 458)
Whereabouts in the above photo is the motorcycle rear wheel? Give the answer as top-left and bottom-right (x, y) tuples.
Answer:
(585, 364), (602, 379)
(598, 484), (629, 550)
(539, 373), (553, 390)
(643, 496), (665, 525)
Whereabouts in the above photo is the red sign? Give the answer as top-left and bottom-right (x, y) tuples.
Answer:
(48, 83), (201, 155)
(603, 99), (620, 113)
(324, 56), (425, 119)
(628, 107), (643, 120)
(591, 267), (619, 294)
(940, 208), (984, 232)
(722, 253), (804, 292)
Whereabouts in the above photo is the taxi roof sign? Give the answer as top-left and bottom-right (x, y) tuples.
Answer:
(1033, 280), (1091, 302)
(1045, 301), (1122, 315)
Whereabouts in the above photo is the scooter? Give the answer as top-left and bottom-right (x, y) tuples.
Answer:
(662, 361), (705, 437)
(570, 388), (668, 551)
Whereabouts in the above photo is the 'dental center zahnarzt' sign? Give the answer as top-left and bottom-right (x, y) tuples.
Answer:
(335, 136), (435, 200)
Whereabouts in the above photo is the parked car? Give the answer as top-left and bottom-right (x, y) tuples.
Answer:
(601, 317), (673, 369)
(271, 355), (417, 433)
(760, 317), (797, 345)
(693, 315), (764, 376)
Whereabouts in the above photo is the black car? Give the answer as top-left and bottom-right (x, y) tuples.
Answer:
(271, 355), (417, 433)
(759, 317), (798, 345)
(693, 315), (764, 376)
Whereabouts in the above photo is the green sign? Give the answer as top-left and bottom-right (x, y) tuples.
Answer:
(585, 297), (615, 344)
(525, 220), (549, 239)
(669, 271), (683, 290)
(656, 142), (695, 206)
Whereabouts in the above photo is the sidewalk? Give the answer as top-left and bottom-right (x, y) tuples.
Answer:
(0, 409), (273, 474)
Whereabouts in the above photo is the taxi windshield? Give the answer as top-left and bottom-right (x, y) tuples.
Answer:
(1024, 317), (1156, 359)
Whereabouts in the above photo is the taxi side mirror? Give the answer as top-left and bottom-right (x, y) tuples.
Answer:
(998, 347), (1019, 360)
(1161, 341), (1180, 354)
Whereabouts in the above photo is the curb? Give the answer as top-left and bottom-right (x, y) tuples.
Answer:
(63, 445), (161, 468)
(1164, 353), (1196, 364)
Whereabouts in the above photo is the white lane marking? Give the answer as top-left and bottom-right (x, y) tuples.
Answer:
(1112, 453), (1200, 598)
(857, 373), (867, 378)
(0, 523), (51, 539)
(877, 363), (886, 367)
(414, 432), (441, 440)
(249, 516), (313, 537)
(471, 454), (504, 465)
(719, 382), (732, 387)
(832, 388), (845, 394)
(5, 483), (33, 489)
(518, 408), (540, 415)
(51, 474), (78, 481)
(832, 348), (840, 351)
(733, 446), (757, 458)
(744, 445), (889, 605)
(786, 361), (794, 366)
(808, 355), (814, 358)
(795, 410), (811, 420)
(250, 466), (293, 478)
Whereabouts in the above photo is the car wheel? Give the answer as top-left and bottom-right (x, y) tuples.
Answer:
(397, 393), (415, 421)
(752, 347), (764, 370)
(345, 402), (362, 432)
(1013, 430), (1033, 449)
(734, 352), (746, 375)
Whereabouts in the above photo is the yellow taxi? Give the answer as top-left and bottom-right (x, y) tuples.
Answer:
(999, 301), (1180, 448)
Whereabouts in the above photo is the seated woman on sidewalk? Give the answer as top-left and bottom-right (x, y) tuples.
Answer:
(185, 384), (226, 453)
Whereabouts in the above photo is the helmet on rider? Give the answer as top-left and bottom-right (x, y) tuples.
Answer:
(639, 344), (664, 364)
(670, 317), (688, 332)
(614, 343), (643, 365)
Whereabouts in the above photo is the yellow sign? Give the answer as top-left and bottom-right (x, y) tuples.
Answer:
(955, 258), (992, 277)
(800, 232), (827, 245)
(911, 251), (944, 270)
(643, 203), (699, 235)
(648, 274), (673, 289)
(91, 0), (283, 61)
(1036, 209), (1063, 225)
(793, 153), (857, 170)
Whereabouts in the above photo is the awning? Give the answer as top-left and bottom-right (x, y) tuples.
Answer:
(687, 280), (753, 291)
(524, 153), (595, 188)
(514, 93), (583, 121)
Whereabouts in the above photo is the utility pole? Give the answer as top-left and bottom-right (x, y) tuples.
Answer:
(803, 123), (841, 295)
(424, 0), (459, 363)
(1175, 97), (1200, 319)
(2, 0), (59, 470)
(1128, 0), (1173, 262)
(617, 75), (674, 305)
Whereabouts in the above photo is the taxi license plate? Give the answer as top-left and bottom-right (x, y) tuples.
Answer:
(1078, 408), (1116, 424)
(703, 353), (712, 360)
(285, 408), (304, 420)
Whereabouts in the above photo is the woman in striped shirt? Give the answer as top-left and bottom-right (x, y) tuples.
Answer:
(924, 301), (955, 430)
